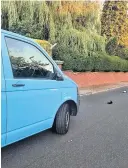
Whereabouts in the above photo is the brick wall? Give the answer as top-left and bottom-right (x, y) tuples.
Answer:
(64, 71), (128, 88)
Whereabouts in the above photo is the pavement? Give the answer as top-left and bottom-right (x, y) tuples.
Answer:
(1, 86), (128, 168)
(79, 82), (128, 95)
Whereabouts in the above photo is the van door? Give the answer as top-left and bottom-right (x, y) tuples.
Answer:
(2, 34), (62, 145)
(1, 49), (7, 147)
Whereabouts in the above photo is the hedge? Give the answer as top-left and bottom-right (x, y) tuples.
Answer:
(105, 37), (128, 60)
(53, 45), (128, 72)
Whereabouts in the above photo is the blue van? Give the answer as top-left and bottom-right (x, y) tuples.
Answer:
(1, 30), (79, 147)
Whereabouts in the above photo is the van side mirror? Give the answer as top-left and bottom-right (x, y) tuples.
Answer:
(56, 72), (64, 81)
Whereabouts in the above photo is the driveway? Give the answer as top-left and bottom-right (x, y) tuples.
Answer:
(2, 87), (128, 168)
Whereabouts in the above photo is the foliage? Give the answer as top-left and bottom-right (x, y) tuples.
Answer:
(115, 47), (128, 61)
(56, 28), (105, 55)
(53, 45), (128, 72)
(105, 37), (118, 55)
(56, 1), (101, 33)
(1, 0), (103, 49)
(101, 1), (128, 62)
(1, 1), (128, 72)
(101, 1), (128, 47)
(106, 37), (128, 60)
(1, 1), (54, 40)
(34, 39), (52, 56)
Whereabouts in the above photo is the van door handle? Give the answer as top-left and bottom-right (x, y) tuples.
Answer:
(12, 84), (25, 87)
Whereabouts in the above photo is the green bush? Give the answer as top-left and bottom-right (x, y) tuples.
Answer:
(105, 37), (128, 61)
(115, 48), (128, 60)
(93, 53), (128, 72)
(53, 45), (128, 72)
(105, 37), (118, 55)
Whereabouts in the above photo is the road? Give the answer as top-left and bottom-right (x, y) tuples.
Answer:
(2, 87), (128, 168)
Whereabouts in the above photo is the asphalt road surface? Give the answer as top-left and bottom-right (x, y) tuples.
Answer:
(2, 87), (128, 168)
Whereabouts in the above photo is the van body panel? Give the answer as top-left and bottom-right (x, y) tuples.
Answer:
(1, 93), (7, 147)
(1, 46), (7, 147)
(6, 118), (53, 146)
(6, 89), (61, 132)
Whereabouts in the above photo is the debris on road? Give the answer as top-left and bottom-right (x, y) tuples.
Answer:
(107, 100), (113, 104)
(122, 90), (127, 93)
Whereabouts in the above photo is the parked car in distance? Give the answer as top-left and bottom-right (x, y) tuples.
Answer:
(1, 29), (79, 147)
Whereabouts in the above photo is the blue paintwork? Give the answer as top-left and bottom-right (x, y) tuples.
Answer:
(1, 59), (7, 147)
(1, 29), (78, 147)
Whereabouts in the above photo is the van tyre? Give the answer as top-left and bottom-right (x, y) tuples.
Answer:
(54, 103), (70, 134)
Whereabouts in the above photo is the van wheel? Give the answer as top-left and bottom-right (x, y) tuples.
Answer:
(53, 103), (70, 134)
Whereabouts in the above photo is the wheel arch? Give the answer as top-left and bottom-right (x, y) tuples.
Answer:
(65, 100), (78, 116)
(52, 99), (78, 129)
(55, 99), (78, 118)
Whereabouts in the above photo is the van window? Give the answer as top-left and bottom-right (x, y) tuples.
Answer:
(5, 37), (55, 79)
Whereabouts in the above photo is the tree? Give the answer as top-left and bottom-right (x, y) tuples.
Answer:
(1, 1), (55, 41)
(1, 0), (104, 54)
(1, 1), (128, 72)
(101, 1), (128, 47)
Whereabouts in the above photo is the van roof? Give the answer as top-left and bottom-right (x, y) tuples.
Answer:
(1, 29), (33, 42)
